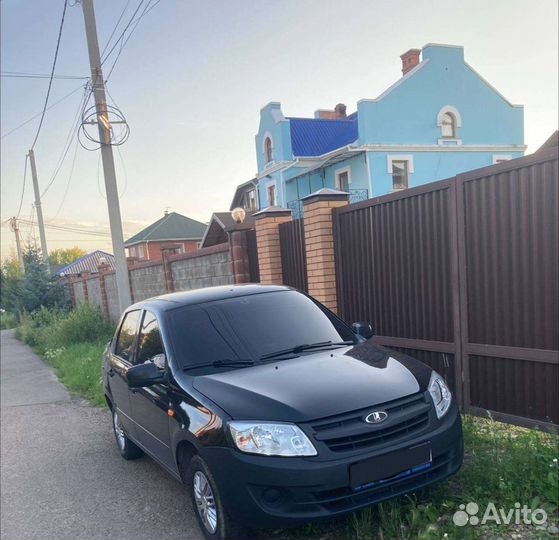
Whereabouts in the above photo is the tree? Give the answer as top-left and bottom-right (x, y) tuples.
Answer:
(0, 256), (24, 313)
(13, 246), (68, 313)
(48, 247), (87, 267)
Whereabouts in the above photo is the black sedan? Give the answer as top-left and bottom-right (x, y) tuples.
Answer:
(103, 284), (463, 540)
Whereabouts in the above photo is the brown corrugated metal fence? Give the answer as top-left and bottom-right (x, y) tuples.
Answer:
(279, 219), (308, 292)
(333, 148), (558, 430)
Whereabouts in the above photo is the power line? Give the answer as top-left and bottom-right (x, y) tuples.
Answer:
(16, 155), (29, 218)
(1, 71), (88, 80)
(105, 0), (161, 82)
(100, 0), (147, 66)
(41, 86), (89, 198)
(100, 0), (132, 58)
(29, 0), (69, 150)
(1, 84), (85, 139)
(50, 132), (80, 221)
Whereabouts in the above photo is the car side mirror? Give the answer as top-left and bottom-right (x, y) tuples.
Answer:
(352, 321), (374, 339)
(127, 362), (165, 388)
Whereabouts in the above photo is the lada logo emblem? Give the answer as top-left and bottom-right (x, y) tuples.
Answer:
(365, 410), (388, 424)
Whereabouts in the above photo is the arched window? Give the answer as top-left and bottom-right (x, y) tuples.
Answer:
(441, 112), (456, 138)
(264, 137), (273, 163)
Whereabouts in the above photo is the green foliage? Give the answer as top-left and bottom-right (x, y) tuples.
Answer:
(43, 343), (107, 407)
(0, 256), (24, 313)
(48, 247), (87, 267)
(16, 303), (114, 407)
(0, 311), (18, 329)
(275, 416), (558, 540)
(17, 246), (68, 313)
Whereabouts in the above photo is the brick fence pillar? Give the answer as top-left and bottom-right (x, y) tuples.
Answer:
(254, 206), (292, 285)
(302, 188), (349, 313)
(226, 223), (253, 284)
(67, 277), (77, 308)
(97, 263), (110, 319)
(162, 252), (175, 292)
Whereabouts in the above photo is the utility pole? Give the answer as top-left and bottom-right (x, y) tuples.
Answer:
(28, 149), (50, 270)
(80, 0), (132, 312)
(9, 217), (25, 269)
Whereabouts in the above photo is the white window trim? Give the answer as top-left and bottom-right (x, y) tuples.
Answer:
(438, 138), (463, 146)
(492, 154), (512, 164)
(265, 179), (277, 207)
(387, 155), (414, 174)
(335, 167), (352, 190)
(138, 245), (145, 258)
(437, 105), (462, 128)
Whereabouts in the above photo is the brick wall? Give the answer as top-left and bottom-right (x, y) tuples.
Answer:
(103, 273), (120, 322)
(66, 244), (234, 321)
(85, 277), (102, 308)
(129, 264), (167, 302)
(171, 248), (232, 291)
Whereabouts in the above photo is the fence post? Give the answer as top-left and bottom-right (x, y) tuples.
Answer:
(162, 251), (175, 292)
(226, 223), (253, 284)
(97, 263), (110, 320)
(302, 188), (349, 313)
(254, 206), (292, 285)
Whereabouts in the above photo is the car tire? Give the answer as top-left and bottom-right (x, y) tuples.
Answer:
(185, 455), (250, 540)
(112, 409), (143, 460)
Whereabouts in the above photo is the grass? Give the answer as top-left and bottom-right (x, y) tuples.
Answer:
(0, 311), (18, 329)
(15, 304), (113, 407)
(270, 416), (558, 540)
(14, 306), (559, 540)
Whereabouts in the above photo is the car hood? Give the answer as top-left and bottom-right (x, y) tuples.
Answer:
(191, 341), (433, 422)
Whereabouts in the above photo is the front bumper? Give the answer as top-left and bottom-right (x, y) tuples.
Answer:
(202, 402), (463, 528)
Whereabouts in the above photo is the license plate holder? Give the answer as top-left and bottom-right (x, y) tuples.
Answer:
(350, 442), (432, 488)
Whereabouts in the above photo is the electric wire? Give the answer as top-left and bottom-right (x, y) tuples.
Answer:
(1, 84), (84, 139)
(100, 0), (132, 58)
(29, 0), (69, 151)
(15, 155), (29, 218)
(1, 72), (88, 80)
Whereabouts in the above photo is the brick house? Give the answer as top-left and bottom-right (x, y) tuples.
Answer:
(124, 211), (207, 261)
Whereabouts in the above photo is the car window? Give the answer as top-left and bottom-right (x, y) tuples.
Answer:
(169, 290), (355, 369)
(114, 310), (141, 362)
(136, 311), (165, 366)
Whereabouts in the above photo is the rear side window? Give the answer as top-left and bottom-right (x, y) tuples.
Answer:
(136, 311), (165, 365)
(115, 310), (141, 362)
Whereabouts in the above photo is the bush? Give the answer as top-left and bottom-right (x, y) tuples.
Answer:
(17, 303), (113, 352)
(16, 303), (115, 406)
(0, 311), (18, 329)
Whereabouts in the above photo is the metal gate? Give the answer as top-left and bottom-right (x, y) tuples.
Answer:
(279, 219), (308, 292)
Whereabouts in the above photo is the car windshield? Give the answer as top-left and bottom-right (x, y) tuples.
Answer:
(168, 290), (355, 370)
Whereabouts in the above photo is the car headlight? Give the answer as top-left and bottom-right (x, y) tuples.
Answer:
(228, 421), (317, 457)
(428, 371), (452, 419)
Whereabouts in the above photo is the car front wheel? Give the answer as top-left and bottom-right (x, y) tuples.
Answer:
(112, 409), (143, 460)
(185, 455), (249, 540)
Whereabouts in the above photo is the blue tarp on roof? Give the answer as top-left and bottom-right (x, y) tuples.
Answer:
(288, 114), (359, 157)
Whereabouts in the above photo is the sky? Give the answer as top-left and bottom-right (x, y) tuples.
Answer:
(1, 0), (558, 261)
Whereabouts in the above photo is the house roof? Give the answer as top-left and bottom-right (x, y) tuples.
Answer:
(124, 212), (207, 247)
(230, 178), (257, 211)
(536, 131), (558, 153)
(56, 250), (115, 276)
(200, 211), (256, 248)
(287, 113), (359, 157)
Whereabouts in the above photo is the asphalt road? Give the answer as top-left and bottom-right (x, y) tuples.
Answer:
(0, 329), (203, 540)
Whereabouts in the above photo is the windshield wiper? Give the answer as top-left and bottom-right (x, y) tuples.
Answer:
(260, 340), (354, 361)
(183, 359), (255, 371)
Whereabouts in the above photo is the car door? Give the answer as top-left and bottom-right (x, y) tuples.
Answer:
(109, 309), (141, 434)
(128, 310), (174, 469)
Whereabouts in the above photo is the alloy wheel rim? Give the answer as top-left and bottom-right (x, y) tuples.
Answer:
(193, 471), (218, 534)
(113, 411), (126, 451)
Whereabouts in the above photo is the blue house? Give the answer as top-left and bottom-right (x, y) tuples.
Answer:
(235, 44), (525, 216)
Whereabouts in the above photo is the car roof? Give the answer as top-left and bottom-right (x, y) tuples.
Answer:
(126, 284), (293, 316)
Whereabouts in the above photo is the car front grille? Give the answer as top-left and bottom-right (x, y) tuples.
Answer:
(309, 392), (431, 453)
